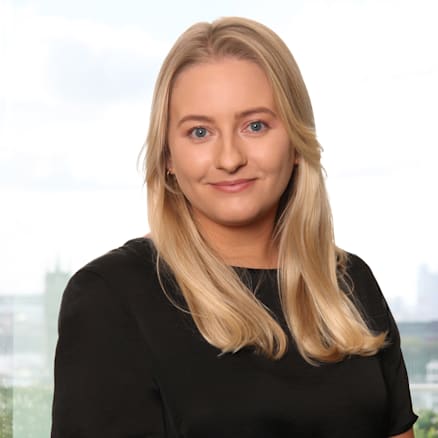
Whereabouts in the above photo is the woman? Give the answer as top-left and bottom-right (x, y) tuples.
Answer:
(51, 17), (417, 437)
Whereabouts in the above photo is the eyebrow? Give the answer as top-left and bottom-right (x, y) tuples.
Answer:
(176, 107), (277, 127)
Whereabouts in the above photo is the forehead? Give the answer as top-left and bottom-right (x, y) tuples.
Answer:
(169, 58), (276, 117)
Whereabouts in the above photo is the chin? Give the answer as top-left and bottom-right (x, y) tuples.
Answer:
(210, 211), (270, 228)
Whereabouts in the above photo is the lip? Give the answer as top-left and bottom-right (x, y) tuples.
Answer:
(209, 178), (256, 193)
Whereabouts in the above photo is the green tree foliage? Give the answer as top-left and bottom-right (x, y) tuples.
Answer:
(0, 385), (53, 438)
(415, 409), (438, 438)
(13, 385), (52, 438)
(0, 386), (12, 438)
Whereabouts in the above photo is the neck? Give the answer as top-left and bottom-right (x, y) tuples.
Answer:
(194, 214), (278, 269)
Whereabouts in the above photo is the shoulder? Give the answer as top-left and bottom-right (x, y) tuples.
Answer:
(342, 252), (391, 332)
(72, 237), (158, 292)
(82, 237), (156, 279)
(344, 252), (381, 291)
(58, 237), (184, 359)
(61, 237), (159, 316)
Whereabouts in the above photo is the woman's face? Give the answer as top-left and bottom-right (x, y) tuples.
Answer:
(167, 57), (296, 233)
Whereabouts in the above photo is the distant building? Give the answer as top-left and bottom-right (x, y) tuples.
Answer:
(43, 263), (70, 381)
(0, 296), (13, 386)
(417, 265), (438, 321)
(426, 360), (438, 383)
(388, 296), (407, 320)
(0, 263), (70, 386)
(0, 294), (45, 386)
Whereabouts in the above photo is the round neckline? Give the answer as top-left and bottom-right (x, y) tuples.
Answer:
(232, 265), (278, 273)
(141, 236), (279, 272)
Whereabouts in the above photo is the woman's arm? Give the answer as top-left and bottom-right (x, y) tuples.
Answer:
(390, 427), (415, 437)
(51, 268), (165, 437)
(346, 255), (418, 436)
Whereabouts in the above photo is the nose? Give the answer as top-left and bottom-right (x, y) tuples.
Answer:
(214, 133), (247, 173)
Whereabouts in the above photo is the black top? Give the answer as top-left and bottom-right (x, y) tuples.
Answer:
(51, 238), (417, 437)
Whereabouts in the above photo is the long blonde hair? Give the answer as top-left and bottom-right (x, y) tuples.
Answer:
(144, 16), (386, 364)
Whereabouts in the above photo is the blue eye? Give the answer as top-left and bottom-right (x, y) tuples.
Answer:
(190, 127), (208, 138)
(248, 121), (266, 132)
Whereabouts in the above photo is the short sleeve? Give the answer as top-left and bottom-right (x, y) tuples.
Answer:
(347, 254), (418, 436)
(51, 268), (165, 437)
(379, 299), (418, 436)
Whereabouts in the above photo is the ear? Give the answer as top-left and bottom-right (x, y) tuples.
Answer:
(166, 150), (173, 173)
(292, 149), (300, 165)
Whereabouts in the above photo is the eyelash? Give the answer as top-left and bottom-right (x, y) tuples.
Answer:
(187, 120), (269, 139)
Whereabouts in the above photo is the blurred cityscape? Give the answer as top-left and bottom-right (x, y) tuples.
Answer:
(0, 262), (437, 436)
(0, 263), (68, 389)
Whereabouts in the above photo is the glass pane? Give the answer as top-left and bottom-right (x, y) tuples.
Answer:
(1, 0), (437, 436)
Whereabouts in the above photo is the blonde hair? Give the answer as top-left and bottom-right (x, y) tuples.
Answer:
(144, 16), (386, 364)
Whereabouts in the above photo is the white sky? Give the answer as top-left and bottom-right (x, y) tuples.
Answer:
(1, 0), (437, 313)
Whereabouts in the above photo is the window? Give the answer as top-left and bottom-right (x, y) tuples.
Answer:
(1, 1), (437, 436)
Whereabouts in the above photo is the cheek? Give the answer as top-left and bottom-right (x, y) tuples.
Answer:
(257, 149), (295, 194)
(170, 146), (211, 182)
(254, 143), (294, 175)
